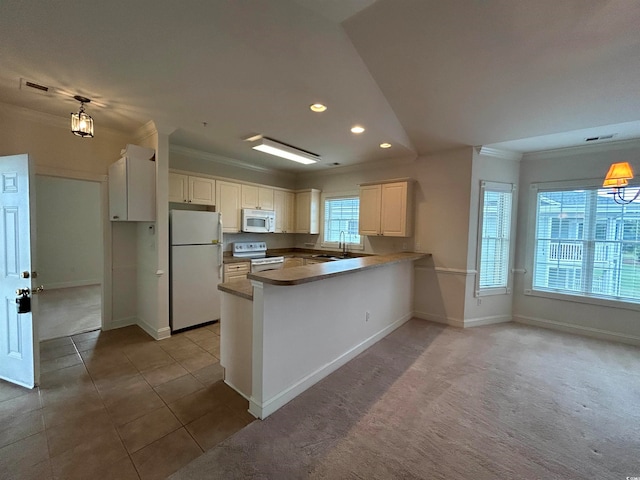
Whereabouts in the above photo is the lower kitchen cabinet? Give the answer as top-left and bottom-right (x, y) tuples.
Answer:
(224, 261), (250, 282)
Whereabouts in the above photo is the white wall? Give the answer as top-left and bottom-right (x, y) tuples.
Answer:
(0, 102), (134, 332)
(251, 260), (415, 418)
(35, 176), (102, 289)
(169, 145), (297, 190)
(297, 148), (476, 327)
(462, 150), (521, 326)
(513, 140), (640, 345)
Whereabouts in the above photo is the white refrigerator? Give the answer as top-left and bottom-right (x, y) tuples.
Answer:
(170, 210), (223, 332)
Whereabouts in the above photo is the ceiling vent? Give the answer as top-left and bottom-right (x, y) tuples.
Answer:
(19, 78), (54, 96)
(585, 134), (616, 142)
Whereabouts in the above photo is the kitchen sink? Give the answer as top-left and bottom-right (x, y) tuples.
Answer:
(311, 254), (341, 261)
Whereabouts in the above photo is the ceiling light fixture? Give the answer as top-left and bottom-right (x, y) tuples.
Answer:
(603, 161), (640, 204)
(251, 137), (320, 165)
(309, 103), (327, 113)
(351, 125), (365, 134)
(380, 142), (392, 149)
(70, 95), (94, 138)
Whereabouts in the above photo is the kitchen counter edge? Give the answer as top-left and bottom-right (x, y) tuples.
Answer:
(247, 252), (428, 286)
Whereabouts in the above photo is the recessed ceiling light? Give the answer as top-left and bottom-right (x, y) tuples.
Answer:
(380, 143), (392, 149)
(309, 103), (327, 113)
(351, 125), (365, 134)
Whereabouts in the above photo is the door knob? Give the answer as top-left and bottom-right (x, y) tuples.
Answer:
(34, 285), (45, 294)
(16, 287), (30, 296)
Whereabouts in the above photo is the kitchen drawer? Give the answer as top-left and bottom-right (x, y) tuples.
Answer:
(224, 261), (250, 282)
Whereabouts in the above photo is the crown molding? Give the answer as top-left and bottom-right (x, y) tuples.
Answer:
(169, 144), (288, 176)
(523, 138), (640, 161)
(0, 101), (130, 137)
(475, 146), (522, 161)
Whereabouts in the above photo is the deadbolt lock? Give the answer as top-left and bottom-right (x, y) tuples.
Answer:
(21, 271), (30, 279)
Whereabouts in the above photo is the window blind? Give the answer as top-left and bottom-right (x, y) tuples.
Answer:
(323, 197), (361, 244)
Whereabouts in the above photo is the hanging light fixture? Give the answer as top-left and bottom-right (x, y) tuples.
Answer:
(603, 161), (640, 204)
(71, 95), (94, 137)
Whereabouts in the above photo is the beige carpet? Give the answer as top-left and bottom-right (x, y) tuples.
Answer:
(171, 319), (640, 480)
(38, 284), (101, 340)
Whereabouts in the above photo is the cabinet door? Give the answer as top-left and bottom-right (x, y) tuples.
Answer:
(216, 181), (242, 233)
(295, 189), (320, 234)
(241, 185), (259, 209)
(380, 182), (408, 236)
(274, 190), (295, 233)
(109, 156), (156, 221)
(189, 176), (215, 206)
(168, 173), (188, 203)
(284, 192), (295, 232)
(358, 184), (381, 235)
(274, 190), (286, 233)
(258, 187), (274, 210)
(108, 157), (127, 220)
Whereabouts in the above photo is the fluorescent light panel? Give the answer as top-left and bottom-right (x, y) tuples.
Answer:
(252, 137), (319, 165)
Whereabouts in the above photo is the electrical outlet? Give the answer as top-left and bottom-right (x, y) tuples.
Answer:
(415, 242), (421, 251)
(477, 298), (482, 306)
(402, 242), (407, 251)
(365, 311), (370, 322)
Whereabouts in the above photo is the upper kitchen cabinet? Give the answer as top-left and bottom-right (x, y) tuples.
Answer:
(295, 189), (321, 234)
(109, 156), (156, 221)
(216, 180), (242, 233)
(168, 172), (215, 206)
(359, 180), (413, 237)
(241, 185), (274, 210)
(274, 190), (295, 233)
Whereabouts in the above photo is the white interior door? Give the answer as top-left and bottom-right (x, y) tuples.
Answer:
(0, 154), (39, 388)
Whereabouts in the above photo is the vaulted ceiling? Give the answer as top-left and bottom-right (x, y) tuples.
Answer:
(1, 0), (639, 171)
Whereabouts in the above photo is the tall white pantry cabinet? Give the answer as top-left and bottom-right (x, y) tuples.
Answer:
(109, 156), (156, 221)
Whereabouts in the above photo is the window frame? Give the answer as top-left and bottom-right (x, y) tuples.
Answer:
(524, 179), (640, 313)
(320, 192), (364, 250)
(475, 181), (516, 297)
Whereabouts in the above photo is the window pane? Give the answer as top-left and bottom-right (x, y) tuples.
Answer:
(533, 187), (640, 303)
(479, 187), (512, 290)
(324, 197), (361, 245)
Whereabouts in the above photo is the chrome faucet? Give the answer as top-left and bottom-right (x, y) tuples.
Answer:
(339, 231), (347, 257)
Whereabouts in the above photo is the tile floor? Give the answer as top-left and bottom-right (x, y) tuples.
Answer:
(0, 322), (255, 480)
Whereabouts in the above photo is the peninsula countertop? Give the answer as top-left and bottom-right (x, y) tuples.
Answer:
(247, 252), (428, 286)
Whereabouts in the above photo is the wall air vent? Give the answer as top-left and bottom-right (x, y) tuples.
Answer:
(585, 134), (616, 142)
(19, 78), (53, 96)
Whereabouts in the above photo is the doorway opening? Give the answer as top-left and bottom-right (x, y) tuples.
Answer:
(36, 175), (104, 340)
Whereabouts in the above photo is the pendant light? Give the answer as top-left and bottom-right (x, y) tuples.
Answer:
(71, 95), (94, 138)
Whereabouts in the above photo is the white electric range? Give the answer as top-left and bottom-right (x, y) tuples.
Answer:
(232, 241), (285, 273)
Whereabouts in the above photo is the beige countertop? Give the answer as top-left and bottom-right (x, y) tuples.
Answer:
(218, 279), (253, 300)
(222, 248), (372, 264)
(247, 252), (427, 286)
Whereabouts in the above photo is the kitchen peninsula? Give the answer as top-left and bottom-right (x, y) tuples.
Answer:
(218, 252), (426, 419)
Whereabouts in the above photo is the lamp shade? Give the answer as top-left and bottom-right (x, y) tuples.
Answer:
(603, 162), (634, 188)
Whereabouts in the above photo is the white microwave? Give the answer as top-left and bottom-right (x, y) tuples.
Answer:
(242, 209), (276, 233)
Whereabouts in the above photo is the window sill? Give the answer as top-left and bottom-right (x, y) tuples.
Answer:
(524, 288), (640, 313)
(320, 242), (364, 251)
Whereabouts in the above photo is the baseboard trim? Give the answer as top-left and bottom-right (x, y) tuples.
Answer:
(249, 312), (413, 419)
(103, 316), (137, 331)
(413, 310), (464, 328)
(136, 318), (171, 340)
(464, 315), (512, 327)
(513, 315), (640, 347)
